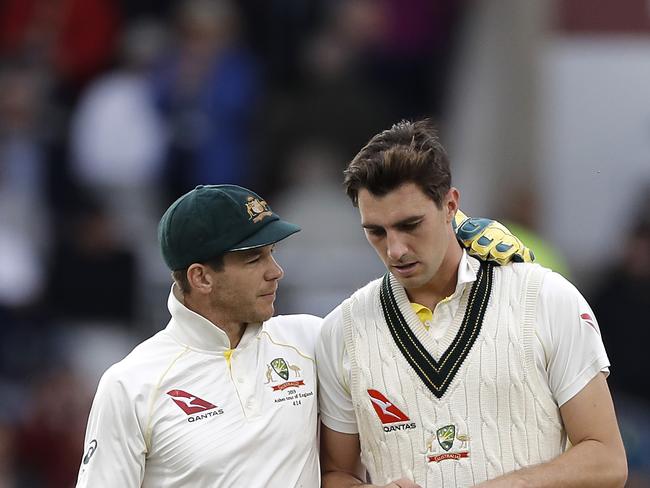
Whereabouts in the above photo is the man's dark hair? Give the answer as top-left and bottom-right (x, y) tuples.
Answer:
(172, 254), (225, 294)
(343, 119), (451, 208)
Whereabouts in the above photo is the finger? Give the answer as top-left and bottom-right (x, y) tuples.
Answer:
(456, 217), (492, 242)
(489, 237), (520, 265)
(469, 231), (501, 259)
(515, 247), (535, 263)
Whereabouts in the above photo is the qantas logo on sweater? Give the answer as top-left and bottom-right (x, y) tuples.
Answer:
(167, 390), (224, 421)
(367, 389), (416, 432)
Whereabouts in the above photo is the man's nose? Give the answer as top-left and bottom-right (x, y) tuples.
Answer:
(267, 255), (284, 281)
(386, 232), (408, 262)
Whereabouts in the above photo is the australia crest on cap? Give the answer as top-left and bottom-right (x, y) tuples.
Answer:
(246, 196), (273, 223)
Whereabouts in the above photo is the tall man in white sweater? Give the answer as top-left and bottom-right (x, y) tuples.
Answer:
(316, 120), (627, 488)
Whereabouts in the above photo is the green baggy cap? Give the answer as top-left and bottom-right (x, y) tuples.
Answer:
(158, 184), (300, 270)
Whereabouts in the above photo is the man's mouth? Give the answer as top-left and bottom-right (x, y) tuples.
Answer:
(259, 287), (277, 298)
(391, 262), (418, 276)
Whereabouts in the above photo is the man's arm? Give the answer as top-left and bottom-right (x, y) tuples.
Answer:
(476, 372), (627, 488)
(320, 425), (421, 488)
(76, 368), (146, 487)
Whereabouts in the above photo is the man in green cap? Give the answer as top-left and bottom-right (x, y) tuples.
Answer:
(76, 184), (322, 487)
(75, 182), (535, 487)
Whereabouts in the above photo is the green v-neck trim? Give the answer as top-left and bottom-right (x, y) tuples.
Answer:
(380, 262), (494, 399)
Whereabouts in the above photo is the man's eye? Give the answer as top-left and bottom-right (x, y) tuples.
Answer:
(367, 228), (385, 237)
(400, 223), (418, 231)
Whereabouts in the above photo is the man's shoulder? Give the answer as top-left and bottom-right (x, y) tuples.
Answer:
(263, 314), (323, 354)
(538, 269), (587, 307)
(492, 263), (589, 317)
(265, 313), (322, 332)
(98, 329), (182, 393)
(495, 263), (578, 296)
(493, 261), (550, 275)
(491, 261), (555, 287)
(319, 277), (384, 335)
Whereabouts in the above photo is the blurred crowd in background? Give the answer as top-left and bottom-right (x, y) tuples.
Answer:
(0, 0), (648, 486)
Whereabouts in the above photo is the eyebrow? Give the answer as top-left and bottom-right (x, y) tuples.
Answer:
(362, 215), (425, 230)
(237, 248), (264, 260)
(239, 244), (275, 258)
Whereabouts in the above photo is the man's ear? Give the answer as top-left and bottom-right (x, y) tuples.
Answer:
(187, 264), (214, 295)
(445, 187), (460, 222)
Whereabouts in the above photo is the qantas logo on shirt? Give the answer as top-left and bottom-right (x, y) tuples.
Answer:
(367, 389), (416, 432)
(167, 389), (221, 416)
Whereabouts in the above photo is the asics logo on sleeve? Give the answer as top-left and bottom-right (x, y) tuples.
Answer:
(83, 439), (98, 464)
(167, 389), (217, 415)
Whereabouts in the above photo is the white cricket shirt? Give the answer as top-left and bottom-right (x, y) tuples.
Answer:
(77, 286), (322, 487)
(317, 251), (610, 434)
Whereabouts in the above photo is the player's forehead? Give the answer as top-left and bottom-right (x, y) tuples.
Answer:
(358, 184), (433, 227)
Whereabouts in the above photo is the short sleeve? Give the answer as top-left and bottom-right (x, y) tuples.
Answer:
(536, 272), (610, 407)
(315, 305), (359, 434)
(76, 367), (146, 487)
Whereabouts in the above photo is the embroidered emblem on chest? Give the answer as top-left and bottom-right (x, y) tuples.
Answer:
(426, 424), (470, 462)
(265, 356), (314, 406)
(265, 357), (305, 391)
(380, 262), (494, 399)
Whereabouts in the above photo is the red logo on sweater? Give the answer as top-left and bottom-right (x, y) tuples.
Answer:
(367, 389), (410, 424)
(580, 313), (597, 331)
(167, 389), (217, 415)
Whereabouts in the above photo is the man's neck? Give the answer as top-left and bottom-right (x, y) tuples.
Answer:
(182, 293), (247, 348)
(406, 241), (463, 312)
(202, 309), (248, 349)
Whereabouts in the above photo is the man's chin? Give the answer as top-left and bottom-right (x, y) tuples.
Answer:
(391, 272), (427, 291)
(257, 306), (275, 323)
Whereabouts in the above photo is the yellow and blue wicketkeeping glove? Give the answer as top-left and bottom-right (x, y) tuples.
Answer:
(453, 210), (535, 266)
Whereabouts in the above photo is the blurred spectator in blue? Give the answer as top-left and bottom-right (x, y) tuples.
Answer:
(590, 187), (650, 485)
(0, 66), (60, 482)
(0, 63), (53, 309)
(154, 0), (262, 198)
(0, 0), (121, 101)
